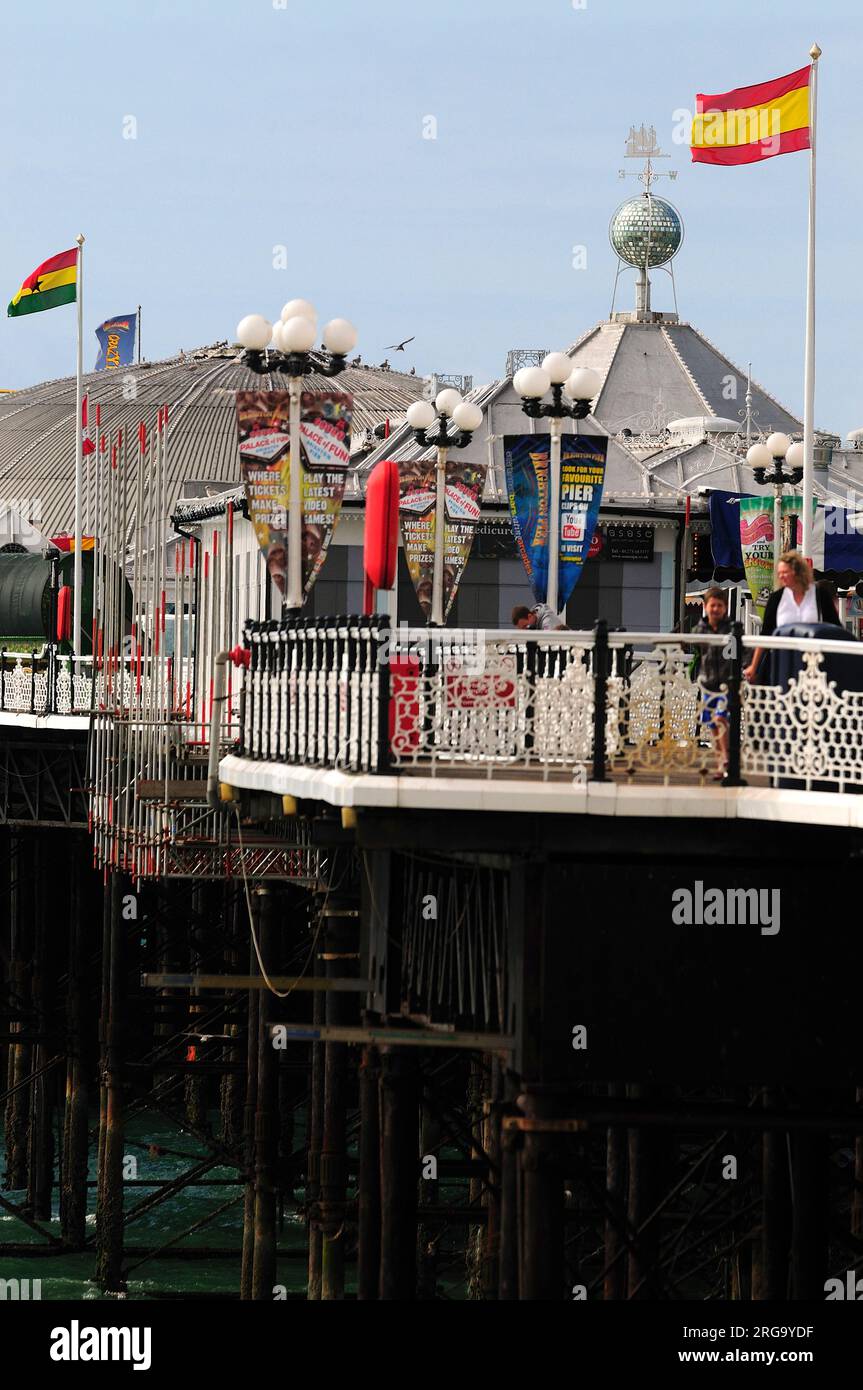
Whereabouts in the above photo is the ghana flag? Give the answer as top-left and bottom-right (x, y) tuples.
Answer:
(8, 247), (78, 317)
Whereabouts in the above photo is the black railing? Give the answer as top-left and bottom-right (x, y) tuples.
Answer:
(239, 616), (391, 773)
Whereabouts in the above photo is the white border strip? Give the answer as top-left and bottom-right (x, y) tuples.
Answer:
(219, 755), (863, 830)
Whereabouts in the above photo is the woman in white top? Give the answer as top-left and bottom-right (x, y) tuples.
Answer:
(743, 551), (840, 683)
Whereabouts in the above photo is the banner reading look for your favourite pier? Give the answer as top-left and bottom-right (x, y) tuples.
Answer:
(236, 389), (352, 600)
(504, 433), (608, 608)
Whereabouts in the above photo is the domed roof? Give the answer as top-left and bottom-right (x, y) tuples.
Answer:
(0, 345), (424, 537)
(609, 193), (683, 269)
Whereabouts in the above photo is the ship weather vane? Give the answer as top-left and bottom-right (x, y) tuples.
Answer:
(619, 123), (678, 191)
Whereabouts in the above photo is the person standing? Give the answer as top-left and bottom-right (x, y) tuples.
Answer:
(692, 586), (734, 779)
(743, 551), (841, 684)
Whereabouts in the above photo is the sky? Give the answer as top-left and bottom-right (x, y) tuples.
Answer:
(1, 0), (861, 437)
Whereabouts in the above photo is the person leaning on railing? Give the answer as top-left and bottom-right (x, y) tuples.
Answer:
(512, 602), (558, 631)
(743, 550), (842, 684)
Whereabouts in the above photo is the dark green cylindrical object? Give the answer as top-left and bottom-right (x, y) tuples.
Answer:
(0, 552), (95, 650)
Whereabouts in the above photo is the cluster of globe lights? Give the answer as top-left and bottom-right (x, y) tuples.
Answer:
(236, 300), (358, 364)
(512, 354), (602, 409)
(746, 432), (805, 485)
(406, 389), (483, 439)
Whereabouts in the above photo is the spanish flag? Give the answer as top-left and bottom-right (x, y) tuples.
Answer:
(7, 247), (78, 317)
(691, 65), (810, 165)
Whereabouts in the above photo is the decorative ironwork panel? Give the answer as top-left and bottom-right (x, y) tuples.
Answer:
(743, 652), (863, 791)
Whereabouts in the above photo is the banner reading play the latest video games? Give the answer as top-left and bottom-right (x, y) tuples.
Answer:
(398, 457), (487, 619)
(504, 433), (608, 607)
(739, 494), (812, 616)
(94, 312), (137, 370)
(235, 390), (352, 600)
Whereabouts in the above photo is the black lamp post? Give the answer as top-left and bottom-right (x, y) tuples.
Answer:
(512, 355), (601, 614)
(746, 432), (805, 581)
(406, 389), (484, 626)
(235, 303), (357, 610)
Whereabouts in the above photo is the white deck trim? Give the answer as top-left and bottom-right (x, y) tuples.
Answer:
(0, 711), (90, 731)
(218, 755), (863, 829)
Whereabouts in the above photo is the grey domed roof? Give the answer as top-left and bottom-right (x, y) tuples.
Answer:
(0, 345), (424, 536)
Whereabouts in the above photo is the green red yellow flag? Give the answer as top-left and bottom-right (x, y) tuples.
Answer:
(7, 247), (78, 317)
(691, 64), (811, 165)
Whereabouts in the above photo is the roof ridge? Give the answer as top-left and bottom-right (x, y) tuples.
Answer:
(660, 325), (714, 415)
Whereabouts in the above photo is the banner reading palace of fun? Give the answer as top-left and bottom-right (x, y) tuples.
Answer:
(398, 457), (487, 619)
(235, 390), (352, 599)
(504, 434), (608, 606)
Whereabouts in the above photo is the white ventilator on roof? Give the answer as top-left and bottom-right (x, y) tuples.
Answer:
(667, 416), (740, 438)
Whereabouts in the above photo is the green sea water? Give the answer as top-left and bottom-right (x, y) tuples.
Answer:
(0, 1112), (311, 1301)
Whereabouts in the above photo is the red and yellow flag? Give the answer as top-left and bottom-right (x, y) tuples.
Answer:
(691, 65), (810, 165)
(7, 247), (78, 317)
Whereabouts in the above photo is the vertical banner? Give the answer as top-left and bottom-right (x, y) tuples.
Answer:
(739, 496), (775, 616)
(780, 494), (806, 554)
(740, 494), (815, 616)
(398, 457), (487, 620)
(235, 389), (352, 600)
(94, 312), (137, 370)
(504, 433), (608, 605)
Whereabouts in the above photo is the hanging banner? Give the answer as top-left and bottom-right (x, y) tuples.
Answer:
(739, 494), (814, 615)
(503, 433), (608, 606)
(739, 496), (775, 616)
(780, 494), (805, 554)
(94, 312), (137, 370)
(235, 389), (352, 600)
(398, 456), (487, 619)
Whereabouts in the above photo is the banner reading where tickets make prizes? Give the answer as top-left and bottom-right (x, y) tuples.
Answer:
(504, 434), (608, 607)
(398, 457), (487, 620)
(235, 390), (352, 600)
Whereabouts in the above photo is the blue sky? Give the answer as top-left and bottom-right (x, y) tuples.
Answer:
(1, 0), (860, 436)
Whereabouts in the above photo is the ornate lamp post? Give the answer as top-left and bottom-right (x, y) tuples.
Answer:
(746, 432), (805, 583)
(405, 389), (484, 626)
(512, 355), (602, 615)
(236, 301), (358, 612)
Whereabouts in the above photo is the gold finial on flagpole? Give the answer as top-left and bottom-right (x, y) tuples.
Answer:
(76, 232), (85, 246)
(810, 43), (822, 60)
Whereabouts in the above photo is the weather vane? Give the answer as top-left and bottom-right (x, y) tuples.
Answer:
(619, 123), (678, 192)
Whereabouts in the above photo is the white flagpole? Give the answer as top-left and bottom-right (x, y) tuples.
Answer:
(801, 44), (821, 563)
(73, 232), (85, 655)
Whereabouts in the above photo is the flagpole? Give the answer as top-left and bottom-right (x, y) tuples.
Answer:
(137, 303), (141, 365)
(73, 233), (85, 656)
(802, 44), (821, 564)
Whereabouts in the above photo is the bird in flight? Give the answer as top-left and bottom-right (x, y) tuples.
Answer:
(386, 335), (415, 352)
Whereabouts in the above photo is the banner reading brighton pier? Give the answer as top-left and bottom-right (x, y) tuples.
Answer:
(398, 456), (487, 619)
(739, 494), (813, 616)
(504, 433), (608, 606)
(235, 390), (352, 599)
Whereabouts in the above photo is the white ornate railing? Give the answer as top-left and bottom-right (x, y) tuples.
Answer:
(0, 652), (96, 715)
(240, 620), (863, 796)
(741, 634), (863, 791)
